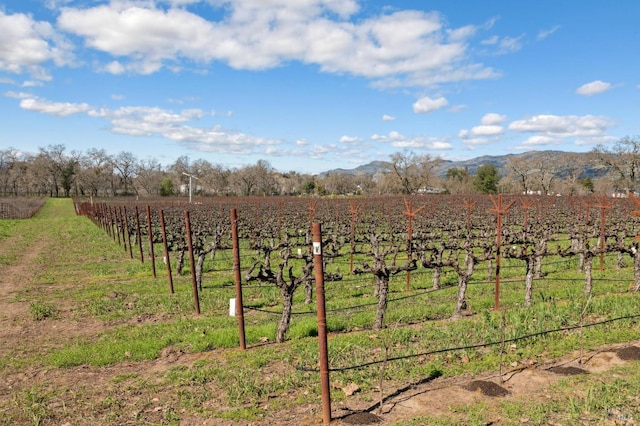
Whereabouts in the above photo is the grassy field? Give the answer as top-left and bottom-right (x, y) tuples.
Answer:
(0, 198), (639, 425)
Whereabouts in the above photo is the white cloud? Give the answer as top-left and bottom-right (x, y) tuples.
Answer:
(481, 35), (499, 45)
(448, 104), (468, 113)
(537, 25), (560, 40)
(16, 95), (281, 155)
(22, 80), (45, 87)
(4, 91), (33, 99)
(111, 94), (125, 100)
(0, 10), (73, 79)
(339, 135), (361, 143)
(470, 125), (503, 136)
(0, 77), (16, 85)
(480, 34), (524, 55)
(458, 112), (506, 148)
(382, 114), (396, 121)
(371, 131), (451, 150)
(481, 112), (506, 125)
(576, 80), (612, 96)
(509, 114), (615, 146)
(20, 97), (91, 117)
(515, 135), (560, 150)
(413, 96), (448, 113)
(55, 2), (497, 88)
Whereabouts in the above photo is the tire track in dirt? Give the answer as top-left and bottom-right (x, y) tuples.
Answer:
(0, 234), (47, 320)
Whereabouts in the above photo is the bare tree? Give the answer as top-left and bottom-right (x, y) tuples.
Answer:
(38, 144), (81, 197)
(592, 136), (640, 192)
(504, 155), (534, 194)
(230, 160), (277, 196)
(386, 151), (441, 194)
(135, 158), (164, 196)
(111, 151), (138, 195)
(78, 148), (113, 197)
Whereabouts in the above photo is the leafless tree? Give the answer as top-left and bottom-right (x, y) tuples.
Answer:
(111, 151), (138, 195)
(384, 151), (441, 194)
(592, 136), (640, 192)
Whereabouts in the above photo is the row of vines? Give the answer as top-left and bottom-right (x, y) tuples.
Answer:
(0, 197), (46, 219)
(75, 194), (640, 347)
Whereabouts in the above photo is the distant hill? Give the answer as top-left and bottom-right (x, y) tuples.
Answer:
(321, 150), (606, 179)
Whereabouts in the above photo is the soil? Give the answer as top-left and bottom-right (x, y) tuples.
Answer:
(1, 228), (639, 425)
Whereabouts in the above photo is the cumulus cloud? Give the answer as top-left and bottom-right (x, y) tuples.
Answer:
(458, 112), (506, 148)
(19, 97), (91, 117)
(509, 113), (616, 146)
(339, 135), (362, 143)
(481, 112), (506, 125)
(413, 96), (448, 113)
(0, 10), (73, 79)
(382, 114), (396, 121)
(17, 95), (281, 154)
(576, 80), (612, 96)
(371, 131), (452, 150)
(53, 1), (500, 88)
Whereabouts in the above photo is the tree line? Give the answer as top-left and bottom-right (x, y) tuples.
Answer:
(1, 136), (638, 197)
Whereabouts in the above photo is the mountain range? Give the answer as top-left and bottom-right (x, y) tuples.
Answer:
(321, 150), (605, 179)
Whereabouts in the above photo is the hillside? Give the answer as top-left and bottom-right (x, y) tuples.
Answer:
(322, 150), (606, 179)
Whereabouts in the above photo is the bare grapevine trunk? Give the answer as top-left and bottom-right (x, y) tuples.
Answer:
(432, 266), (441, 290)
(276, 287), (295, 343)
(304, 279), (313, 304)
(634, 246), (640, 292)
(176, 249), (185, 276)
(452, 255), (474, 318)
(584, 255), (593, 294)
(524, 256), (535, 306)
(196, 253), (205, 290)
(373, 275), (389, 330)
(452, 275), (469, 319)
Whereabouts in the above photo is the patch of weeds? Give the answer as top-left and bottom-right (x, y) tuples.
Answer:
(219, 407), (263, 421)
(13, 386), (53, 426)
(29, 301), (58, 321)
(112, 373), (140, 384)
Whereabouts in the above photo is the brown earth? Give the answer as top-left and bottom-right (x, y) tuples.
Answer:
(1, 223), (639, 425)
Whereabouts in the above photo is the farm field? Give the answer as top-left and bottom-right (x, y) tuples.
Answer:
(1, 197), (639, 425)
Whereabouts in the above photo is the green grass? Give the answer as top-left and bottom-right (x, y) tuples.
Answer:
(2, 198), (640, 424)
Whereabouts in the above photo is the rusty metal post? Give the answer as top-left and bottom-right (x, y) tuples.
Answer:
(112, 206), (121, 245)
(313, 222), (331, 425)
(349, 200), (362, 274)
(146, 206), (156, 278)
(593, 195), (612, 271)
(134, 206), (144, 263)
(184, 210), (200, 314)
(123, 206), (133, 258)
(489, 194), (515, 311)
(403, 198), (424, 291)
(231, 209), (246, 350)
(159, 209), (174, 294)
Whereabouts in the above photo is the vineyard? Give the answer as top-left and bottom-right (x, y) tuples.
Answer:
(70, 193), (640, 423)
(72, 195), (640, 422)
(0, 197), (46, 219)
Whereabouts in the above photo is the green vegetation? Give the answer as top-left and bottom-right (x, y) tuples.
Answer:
(1, 198), (639, 425)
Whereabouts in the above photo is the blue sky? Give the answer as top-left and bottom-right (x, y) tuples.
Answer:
(1, 0), (639, 174)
